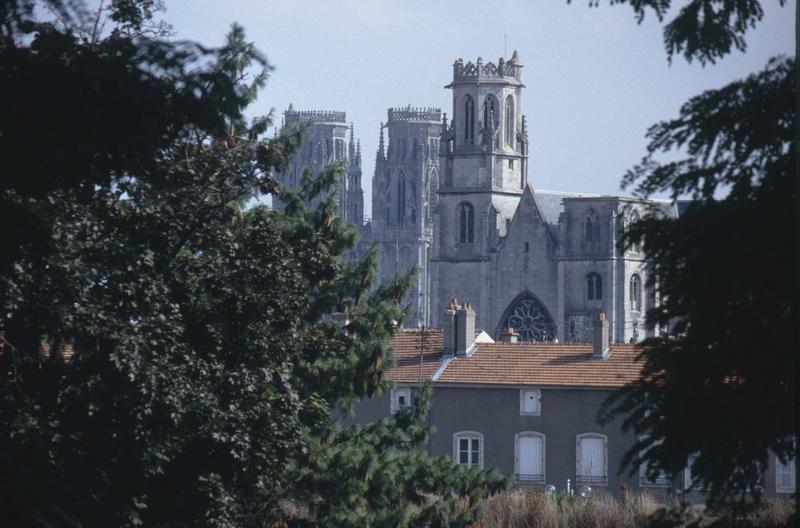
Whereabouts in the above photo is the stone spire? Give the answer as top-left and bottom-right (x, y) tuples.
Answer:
(348, 122), (356, 160)
(376, 122), (386, 162)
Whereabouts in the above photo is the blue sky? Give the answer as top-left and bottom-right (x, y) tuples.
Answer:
(163, 0), (793, 217)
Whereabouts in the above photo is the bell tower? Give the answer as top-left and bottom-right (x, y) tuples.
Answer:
(431, 51), (529, 329)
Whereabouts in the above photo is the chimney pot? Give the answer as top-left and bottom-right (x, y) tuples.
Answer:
(443, 300), (458, 355)
(455, 301), (476, 356)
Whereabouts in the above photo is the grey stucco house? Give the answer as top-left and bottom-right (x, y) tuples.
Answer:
(352, 304), (796, 500)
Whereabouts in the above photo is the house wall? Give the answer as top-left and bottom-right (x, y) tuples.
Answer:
(350, 384), (794, 500)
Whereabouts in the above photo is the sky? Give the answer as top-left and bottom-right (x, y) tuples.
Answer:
(162, 0), (794, 217)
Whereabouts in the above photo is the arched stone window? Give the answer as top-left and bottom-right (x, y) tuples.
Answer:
(629, 209), (642, 253)
(630, 273), (642, 311)
(505, 95), (515, 147)
(497, 291), (557, 342)
(587, 272), (603, 301)
(396, 178), (406, 226)
(584, 210), (600, 249)
(483, 95), (498, 129)
(458, 202), (474, 243)
(464, 95), (475, 143)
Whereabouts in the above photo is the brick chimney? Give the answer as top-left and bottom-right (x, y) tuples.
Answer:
(442, 298), (458, 356)
(592, 312), (610, 359)
(499, 327), (519, 343)
(455, 302), (476, 357)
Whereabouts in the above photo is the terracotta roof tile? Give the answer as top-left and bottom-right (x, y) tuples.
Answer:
(435, 342), (642, 388)
(387, 329), (444, 383)
(385, 331), (643, 388)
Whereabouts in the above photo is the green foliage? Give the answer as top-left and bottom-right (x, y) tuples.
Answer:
(571, 0), (787, 64)
(0, 2), (506, 526)
(599, 57), (794, 509)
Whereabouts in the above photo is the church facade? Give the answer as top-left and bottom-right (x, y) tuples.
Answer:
(281, 52), (679, 344)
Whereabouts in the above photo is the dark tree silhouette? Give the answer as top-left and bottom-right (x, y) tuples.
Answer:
(0, 3), (505, 526)
(600, 56), (795, 507)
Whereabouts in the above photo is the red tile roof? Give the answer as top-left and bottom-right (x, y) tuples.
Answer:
(386, 331), (643, 388)
(386, 329), (445, 383)
(435, 342), (642, 388)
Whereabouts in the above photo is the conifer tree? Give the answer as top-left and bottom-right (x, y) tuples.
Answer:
(0, 3), (506, 526)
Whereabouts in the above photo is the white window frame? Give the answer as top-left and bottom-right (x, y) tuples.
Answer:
(515, 432), (546, 483)
(453, 431), (483, 469)
(519, 388), (541, 416)
(775, 453), (796, 494)
(390, 387), (412, 414)
(576, 433), (608, 486)
(683, 453), (706, 491)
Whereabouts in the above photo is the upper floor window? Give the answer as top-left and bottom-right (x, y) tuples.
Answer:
(334, 138), (345, 160)
(776, 453), (796, 493)
(453, 431), (483, 468)
(584, 211), (600, 247)
(483, 95), (499, 148)
(520, 389), (541, 415)
(390, 388), (411, 414)
(576, 433), (608, 485)
(515, 432), (545, 483)
(483, 95), (497, 129)
(629, 210), (642, 253)
(587, 272), (603, 301)
(505, 95), (515, 147)
(464, 95), (475, 143)
(397, 178), (406, 226)
(458, 202), (475, 243)
(630, 274), (642, 311)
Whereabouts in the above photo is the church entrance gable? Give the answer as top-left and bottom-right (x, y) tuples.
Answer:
(496, 291), (557, 342)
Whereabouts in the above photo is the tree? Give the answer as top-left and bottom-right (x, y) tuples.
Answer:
(0, 3), (505, 526)
(570, 0), (796, 508)
(598, 55), (794, 506)
(573, 0), (788, 65)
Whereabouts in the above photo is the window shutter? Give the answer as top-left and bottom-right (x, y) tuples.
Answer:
(580, 437), (604, 477)
(519, 436), (542, 477)
(522, 390), (539, 414)
(778, 458), (795, 490)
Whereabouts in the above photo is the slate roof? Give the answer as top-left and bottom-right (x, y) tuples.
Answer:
(386, 329), (642, 388)
(387, 329), (445, 383)
(532, 190), (596, 241)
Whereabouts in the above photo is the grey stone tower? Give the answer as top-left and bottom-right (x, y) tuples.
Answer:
(372, 106), (442, 327)
(431, 52), (528, 330)
(277, 105), (364, 228)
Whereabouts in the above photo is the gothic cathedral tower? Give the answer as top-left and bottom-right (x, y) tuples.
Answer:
(431, 52), (528, 330)
(372, 106), (442, 327)
(276, 105), (364, 229)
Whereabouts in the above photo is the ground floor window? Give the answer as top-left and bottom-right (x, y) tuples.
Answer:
(516, 432), (545, 482)
(453, 431), (483, 469)
(576, 433), (607, 485)
(776, 454), (796, 493)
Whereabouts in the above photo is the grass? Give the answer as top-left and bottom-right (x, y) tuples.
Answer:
(474, 491), (796, 528)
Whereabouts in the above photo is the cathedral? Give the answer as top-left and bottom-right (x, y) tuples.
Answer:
(277, 52), (678, 344)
